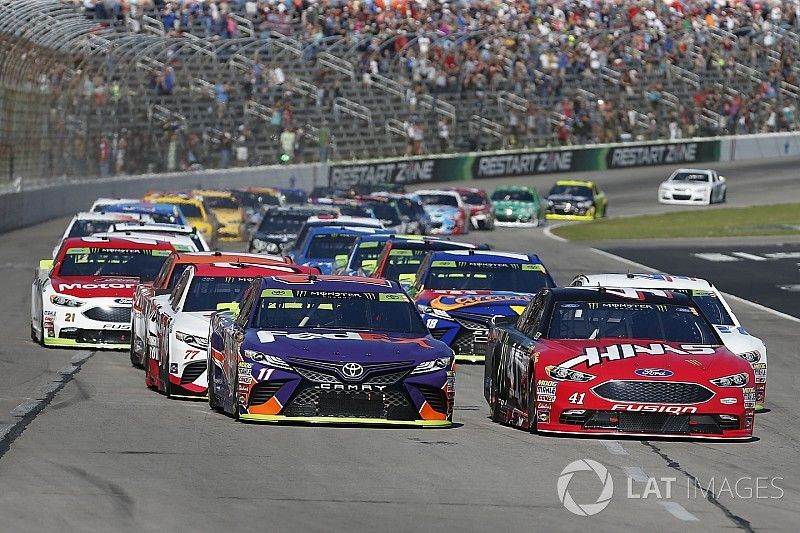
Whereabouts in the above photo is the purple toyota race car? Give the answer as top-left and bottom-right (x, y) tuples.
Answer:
(208, 275), (456, 426)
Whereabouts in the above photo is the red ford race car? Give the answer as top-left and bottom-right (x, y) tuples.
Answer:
(485, 287), (756, 440)
(130, 251), (311, 368)
(146, 262), (306, 398)
(450, 187), (495, 231)
(31, 236), (175, 349)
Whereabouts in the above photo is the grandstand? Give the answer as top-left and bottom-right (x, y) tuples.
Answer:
(1, 0), (798, 185)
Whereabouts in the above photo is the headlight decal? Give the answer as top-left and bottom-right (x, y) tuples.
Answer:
(710, 372), (749, 387)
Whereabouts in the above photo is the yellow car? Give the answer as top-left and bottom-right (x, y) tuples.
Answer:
(144, 192), (220, 248)
(544, 179), (608, 220)
(193, 189), (245, 241)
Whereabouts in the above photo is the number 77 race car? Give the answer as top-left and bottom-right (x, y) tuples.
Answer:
(485, 287), (756, 439)
(31, 236), (175, 349)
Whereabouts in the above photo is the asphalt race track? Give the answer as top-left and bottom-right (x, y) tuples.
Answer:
(1, 157), (799, 532)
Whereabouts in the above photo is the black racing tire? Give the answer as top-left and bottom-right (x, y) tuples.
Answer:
(129, 336), (142, 368)
(490, 355), (503, 424)
(34, 307), (44, 346)
(527, 373), (538, 434)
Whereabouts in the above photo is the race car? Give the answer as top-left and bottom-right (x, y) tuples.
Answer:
(658, 168), (727, 205)
(207, 275), (456, 426)
(370, 238), (490, 288)
(128, 250), (299, 368)
(288, 225), (388, 274)
(544, 180), (607, 220)
(108, 221), (211, 252)
(146, 262), (304, 398)
(145, 193), (220, 248)
(410, 250), (555, 363)
(31, 236), (175, 349)
(451, 188), (495, 230)
(231, 187), (285, 232)
(248, 206), (337, 254)
(279, 187), (308, 205)
(52, 211), (151, 258)
(369, 193), (431, 235)
(415, 190), (470, 235)
(485, 287), (756, 439)
(91, 231), (200, 253)
(334, 234), (424, 276)
(490, 186), (547, 227)
(103, 202), (188, 226)
(89, 198), (141, 212)
(571, 273), (767, 410)
(193, 189), (245, 241)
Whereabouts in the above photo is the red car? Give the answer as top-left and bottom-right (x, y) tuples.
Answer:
(485, 287), (756, 439)
(451, 187), (495, 231)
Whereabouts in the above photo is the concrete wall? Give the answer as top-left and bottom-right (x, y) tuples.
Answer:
(719, 131), (800, 161)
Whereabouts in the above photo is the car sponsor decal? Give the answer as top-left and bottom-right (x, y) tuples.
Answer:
(560, 343), (716, 369)
(634, 368), (673, 378)
(429, 294), (534, 311)
(743, 387), (756, 410)
(57, 282), (138, 290)
(611, 404), (698, 414)
(536, 379), (557, 403)
(255, 330), (432, 347)
(536, 411), (550, 423)
(720, 398), (738, 405)
(389, 249), (413, 256)
(753, 363), (767, 383)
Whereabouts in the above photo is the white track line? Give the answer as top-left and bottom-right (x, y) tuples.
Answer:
(601, 440), (629, 455)
(542, 222), (570, 242)
(659, 502), (700, 522)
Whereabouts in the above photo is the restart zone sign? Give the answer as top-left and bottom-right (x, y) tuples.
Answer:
(327, 139), (721, 185)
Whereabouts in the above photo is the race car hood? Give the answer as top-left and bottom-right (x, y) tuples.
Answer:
(536, 338), (751, 377)
(714, 326), (765, 358)
(419, 290), (532, 318)
(546, 194), (591, 203)
(662, 181), (709, 190)
(244, 329), (446, 365)
(492, 200), (535, 213)
(211, 209), (242, 225)
(173, 311), (215, 334)
(50, 276), (140, 298)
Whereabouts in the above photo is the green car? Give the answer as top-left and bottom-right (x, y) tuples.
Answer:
(490, 186), (547, 227)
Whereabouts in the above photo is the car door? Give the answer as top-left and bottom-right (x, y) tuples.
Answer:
(158, 270), (191, 371)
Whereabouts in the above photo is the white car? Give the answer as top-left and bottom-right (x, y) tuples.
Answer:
(146, 262), (300, 397)
(90, 198), (141, 212)
(305, 215), (385, 228)
(53, 212), (153, 258)
(107, 222), (211, 251)
(571, 273), (767, 410)
(31, 236), (175, 350)
(91, 231), (200, 253)
(658, 168), (727, 205)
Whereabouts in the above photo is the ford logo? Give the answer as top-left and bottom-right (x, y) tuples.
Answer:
(115, 298), (133, 305)
(635, 368), (673, 378)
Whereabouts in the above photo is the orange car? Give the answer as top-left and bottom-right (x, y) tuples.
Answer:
(129, 251), (318, 367)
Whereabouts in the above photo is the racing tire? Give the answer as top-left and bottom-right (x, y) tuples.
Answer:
(721, 190), (727, 203)
(129, 338), (142, 368)
(33, 308), (44, 346)
(527, 374), (538, 434)
(208, 380), (220, 412)
(490, 353), (504, 424)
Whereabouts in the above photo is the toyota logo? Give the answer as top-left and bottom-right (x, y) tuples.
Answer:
(341, 363), (364, 379)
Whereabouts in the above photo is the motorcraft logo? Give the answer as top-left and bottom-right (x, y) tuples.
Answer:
(557, 459), (613, 516)
(560, 343), (716, 369)
(634, 368), (673, 378)
(58, 283), (137, 290)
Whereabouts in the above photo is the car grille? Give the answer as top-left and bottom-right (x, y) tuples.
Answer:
(453, 316), (488, 331)
(429, 328), (449, 340)
(293, 367), (341, 383)
(60, 328), (130, 344)
(672, 194), (692, 201)
(451, 329), (489, 357)
(83, 306), (131, 323)
(180, 361), (206, 384)
(572, 410), (733, 435)
(365, 370), (409, 386)
(592, 381), (714, 404)
(281, 386), (418, 420)
(288, 358), (413, 382)
(249, 381), (286, 406)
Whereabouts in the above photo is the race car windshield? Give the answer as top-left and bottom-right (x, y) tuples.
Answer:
(396, 198), (426, 218)
(282, 190), (307, 204)
(149, 213), (181, 225)
(176, 203), (203, 218)
(670, 173), (709, 183)
(67, 220), (115, 238)
(690, 294), (735, 326)
(461, 192), (486, 205)
(351, 241), (388, 268)
(306, 234), (359, 259)
(258, 214), (306, 234)
(338, 206), (374, 218)
(58, 248), (169, 281)
(382, 249), (428, 280)
(365, 202), (401, 225)
(491, 190), (533, 202)
(419, 194), (459, 207)
(205, 196), (240, 210)
(547, 301), (719, 344)
(253, 292), (427, 335)
(426, 262), (551, 292)
(547, 185), (592, 199)
(183, 277), (253, 312)
(168, 264), (190, 290)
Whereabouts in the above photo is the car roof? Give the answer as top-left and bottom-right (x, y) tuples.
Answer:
(307, 226), (387, 236)
(574, 273), (715, 291)
(73, 212), (142, 221)
(260, 275), (399, 293)
(356, 233), (423, 243)
(429, 250), (540, 263)
(264, 206), (333, 215)
(110, 222), (195, 234)
(61, 236), (176, 250)
(91, 232), (196, 248)
(415, 189), (460, 196)
(306, 215), (382, 226)
(191, 262), (303, 277)
(193, 189), (233, 197)
(554, 179), (593, 187)
(104, 202), (179, 214)
(492, 185), (532, 191)
(385, 238), (481, 250)
(551, 287), (694, 305)
(170, 251), (289, 264)
(673, 168), (712, 174)
(148, 194), (201, 203)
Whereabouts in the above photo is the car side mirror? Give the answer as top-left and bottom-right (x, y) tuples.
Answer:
(217, 302), (240, 317)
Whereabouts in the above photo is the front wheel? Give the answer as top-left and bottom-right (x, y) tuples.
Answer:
(33, 307), (44, 345)
(527, 374), (538, 434)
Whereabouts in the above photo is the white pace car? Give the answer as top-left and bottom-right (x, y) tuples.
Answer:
(145, 261), (301, 398)
(658, 168), (727, 205)
(571, 273), (768, 410)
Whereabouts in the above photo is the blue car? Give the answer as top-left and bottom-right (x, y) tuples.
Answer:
(208, 275), (455, 426)
(104, 202), (188, 226)
(279, 188), (308, 205)
(409, 250), (556, 363)
(335, 234), (428, 276)
(288, 225), (389, 274)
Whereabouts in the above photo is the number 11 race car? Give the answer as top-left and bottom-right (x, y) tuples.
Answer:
(31, 236), (175, 349)
(485, 287), (756, 439)
(208, 276), (456, 426)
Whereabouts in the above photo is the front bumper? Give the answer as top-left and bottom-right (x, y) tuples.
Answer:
(659, 190), (709, 205)
(239, 414), (451, 427)
(217, 222), (244, 241)
(426, 315), (488, 364)
(43, 305), (132, 350)
(545, 212), (596, 221)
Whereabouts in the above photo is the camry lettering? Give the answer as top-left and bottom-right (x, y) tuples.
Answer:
(318, 383), (387, 392)
(560, 343), (716, 369)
